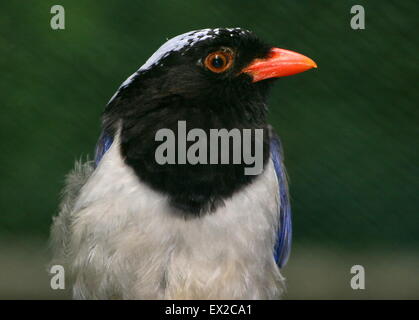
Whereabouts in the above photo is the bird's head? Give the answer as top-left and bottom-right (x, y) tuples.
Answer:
(102, 28), (316, 214)
(104, 27), (316, 129)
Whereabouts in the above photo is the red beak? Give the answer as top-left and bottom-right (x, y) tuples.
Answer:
(242, 47), (317, 82)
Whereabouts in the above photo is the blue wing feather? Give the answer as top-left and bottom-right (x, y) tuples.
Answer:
(270, 133), (292, 268)
(94, 132), (113, 166)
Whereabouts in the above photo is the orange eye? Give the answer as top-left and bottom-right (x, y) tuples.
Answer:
(204, 50), (234, 73)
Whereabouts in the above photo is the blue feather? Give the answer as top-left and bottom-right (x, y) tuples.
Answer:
(94, 132), (113, 166)
(270, 134), (292, 268)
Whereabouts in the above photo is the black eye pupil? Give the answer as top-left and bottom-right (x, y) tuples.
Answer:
(212, 56), (225, 68)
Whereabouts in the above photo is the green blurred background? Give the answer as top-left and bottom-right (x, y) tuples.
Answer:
(0, 1), (418, 299)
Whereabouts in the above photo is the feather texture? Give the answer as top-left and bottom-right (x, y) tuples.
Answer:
(51, 132), (285, 299)
(270, 130), (292, 268)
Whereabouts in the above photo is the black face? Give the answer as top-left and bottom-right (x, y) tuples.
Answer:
(102, 28), (274, 215)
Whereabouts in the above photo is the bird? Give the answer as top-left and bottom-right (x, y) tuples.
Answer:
(50, 27), (316, 300)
